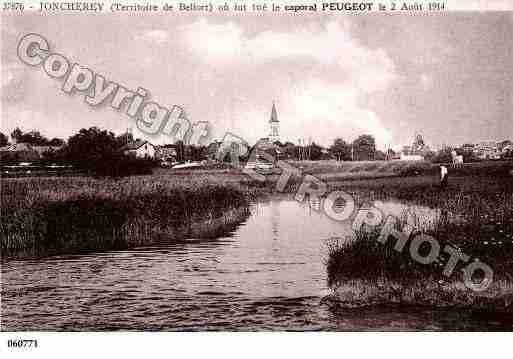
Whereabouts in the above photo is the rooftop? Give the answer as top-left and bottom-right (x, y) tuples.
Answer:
(119, 140), (151, 151)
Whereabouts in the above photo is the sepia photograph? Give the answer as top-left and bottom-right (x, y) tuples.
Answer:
(0, 1), (512, 349)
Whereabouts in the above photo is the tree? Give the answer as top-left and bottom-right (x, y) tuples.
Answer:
(175, 140), (185, 162)
(48, 138), (65, 146)
(499, 140), (513, 151)
(430, 148), (453, 163)
(207, 141), (220, 160)
(190, 145), (208, 161)
(282, 142), (298, 160)
(65, 127), (118, 164)
(455, 146), (480, 163)
(329, 138), (351, 161)
(8, 127), (63, 146)
(309, 142), (323, 161)
(375, 150), (387, 161)
(0, 132), (9, 147)
(65, 127), (156, 176)
(352, 135), (376, 161)
(115, 132), (134, 148)
(11, 127), (23, 142)
(423, 150), (436, 162)
(20, 130), (49, 145)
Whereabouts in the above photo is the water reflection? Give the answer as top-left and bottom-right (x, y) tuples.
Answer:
(270, 199), (279, 241)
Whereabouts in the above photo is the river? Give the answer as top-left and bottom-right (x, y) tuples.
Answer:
(1, 197), (511, 330)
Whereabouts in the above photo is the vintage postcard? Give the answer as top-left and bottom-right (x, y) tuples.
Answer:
(0, 0), (512, 356)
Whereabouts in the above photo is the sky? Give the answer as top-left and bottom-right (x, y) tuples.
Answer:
(1, 12), (512, 150)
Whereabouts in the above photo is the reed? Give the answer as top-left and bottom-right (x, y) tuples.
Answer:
(326, 182), (513, 310)
(0, 174), (258, 258)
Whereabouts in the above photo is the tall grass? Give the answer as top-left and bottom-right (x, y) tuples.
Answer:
(1, 173), (259, 258)
(326, 180), (513, 310)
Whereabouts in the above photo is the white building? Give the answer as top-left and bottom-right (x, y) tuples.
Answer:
(400, 153), (424, 161)
(473, 141), (501, 160)
(120, 140), (156, 159)
(399, 133), (428, 161)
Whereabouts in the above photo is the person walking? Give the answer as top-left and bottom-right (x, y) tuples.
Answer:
(440, 165), (448, 188)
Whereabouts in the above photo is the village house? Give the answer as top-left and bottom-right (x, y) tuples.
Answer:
(31, 145), (64, 156)
(473, 141), (501, 160)
(399, 147), (424, 161)
(120, 140), (156, 159)
(461, 143), (475, 153)
(245, 103), (281, 172)
(0, 142), (34, 153)
(207, 141), (222, 161)
(503, 144), (513, 154)
(399, 133), (428, 161)
(155, 145), (178, 162)
(0, 142), (62, 161)
(498, 140), (513, 156)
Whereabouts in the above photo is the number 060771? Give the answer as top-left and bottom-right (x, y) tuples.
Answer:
(7, 339), (38, 348)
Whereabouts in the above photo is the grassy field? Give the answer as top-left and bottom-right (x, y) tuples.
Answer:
(290, 159), (432, 176)
(291, 159), (513, 181)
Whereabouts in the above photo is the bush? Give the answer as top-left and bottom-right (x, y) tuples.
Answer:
(89, 154), (158, 177)
(0, 150), (40, 163)
(430, 149), (453, 163)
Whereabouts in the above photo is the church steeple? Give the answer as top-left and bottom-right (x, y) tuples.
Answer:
(269, 102), (279, 142)
(270, 102), (278, 123)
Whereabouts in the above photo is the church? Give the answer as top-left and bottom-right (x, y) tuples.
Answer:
(245, 102), (281, 172)
(257, 102), (280, 147)
(268, 102), (280, 143)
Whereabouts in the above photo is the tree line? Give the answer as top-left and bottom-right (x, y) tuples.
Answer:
(0, 128), (64, 147)
(0, 127), (156, 177)
(2, 126), (511, 176)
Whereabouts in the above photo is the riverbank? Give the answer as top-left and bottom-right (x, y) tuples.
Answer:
(2, 161), (512, 260)
(0, 173), (260, 259)
(324, 175), (513, 312)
